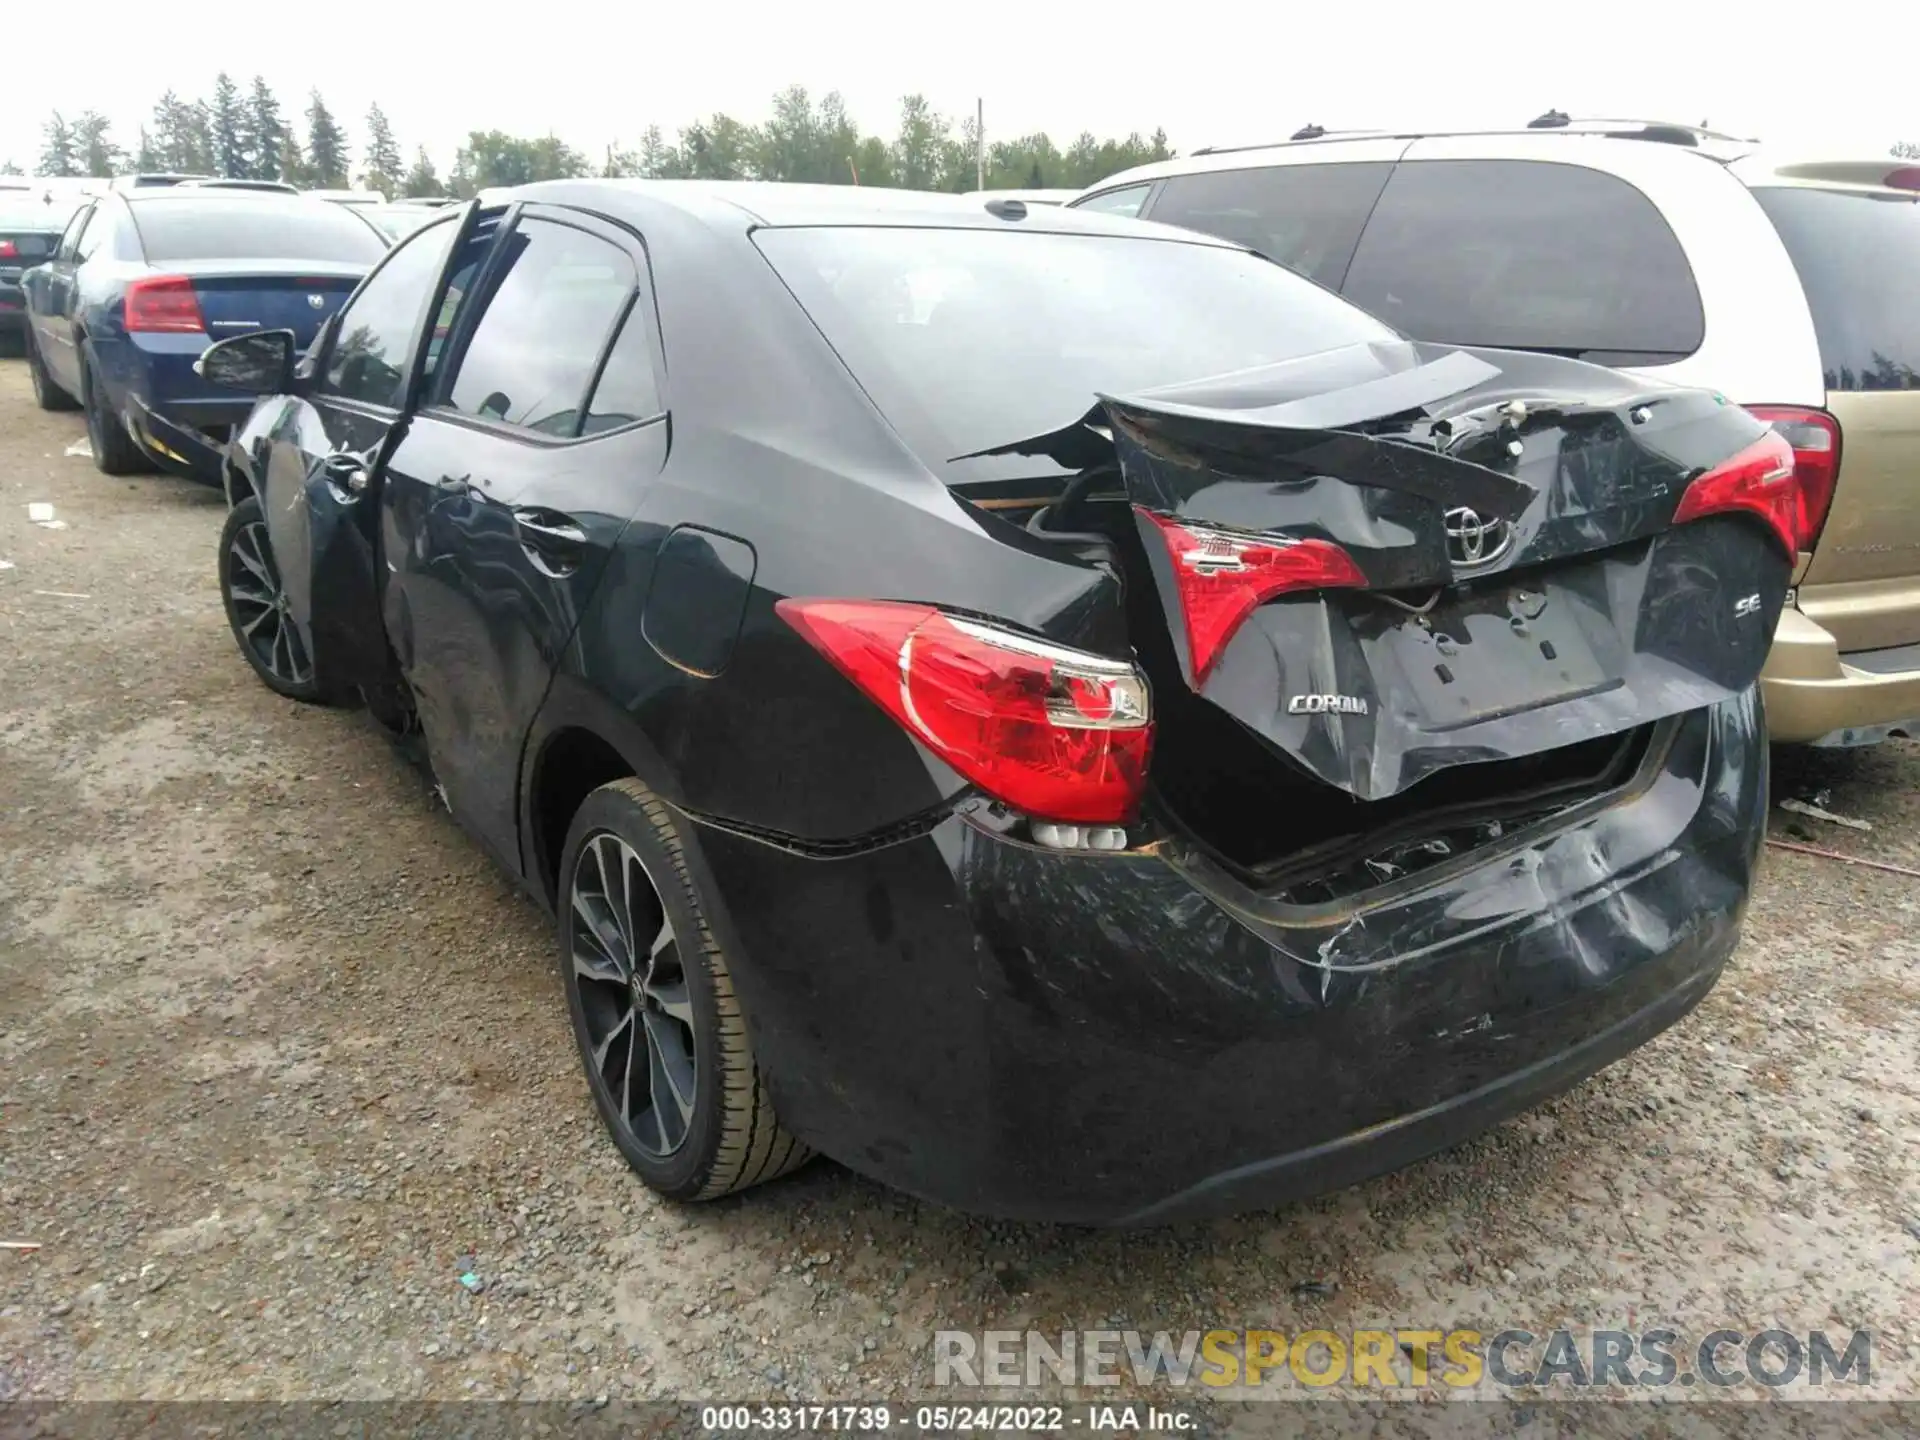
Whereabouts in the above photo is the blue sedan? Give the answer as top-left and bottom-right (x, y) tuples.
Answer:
(20, 189), (388, 481)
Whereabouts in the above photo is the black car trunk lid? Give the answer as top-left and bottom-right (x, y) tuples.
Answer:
(983, 340), (1795, 804)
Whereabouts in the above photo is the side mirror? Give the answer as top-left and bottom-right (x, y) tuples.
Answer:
(195, 328), (296, 395)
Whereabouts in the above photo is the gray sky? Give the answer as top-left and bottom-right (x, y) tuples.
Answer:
(4, 0), (1910, 174)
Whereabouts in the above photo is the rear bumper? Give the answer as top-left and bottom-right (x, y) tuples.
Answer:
(689, 691), (1765, 1226)
(125, 395), (248, 486)
(0, 286), (24, 331)
(1762, 605), (1920, 745)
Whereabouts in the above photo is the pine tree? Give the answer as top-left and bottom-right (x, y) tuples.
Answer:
(402, 147), (443, 198)
(136, 126), (160, 172)
(305, 91), (348, 189)
(241, 76), (288, 181)
(38, 113), (79, 178)
(184, 103), (216, 175)
(209, 73), (245, 178)
(361, 104), (403, 196)
(278, 133), (309, 188)
(73, 112), (125, 179)
(0, 158), (23, 176)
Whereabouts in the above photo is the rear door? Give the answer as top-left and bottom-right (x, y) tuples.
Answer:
(257, 206), (480, 700)
(1749, 181), (1920, 648)
(380, 204), (666, 869)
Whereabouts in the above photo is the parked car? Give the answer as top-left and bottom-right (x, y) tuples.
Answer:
(202, 181), (1790, 1225)
(1074, 118), (1920, 748)
(305, 188), (388, 207)
(358, 202), (440, 241)
(0, 192), (82, 347)
(176, 178), (302, 196)
(109, 173), (215, 191)
(19, 189), (386, 480)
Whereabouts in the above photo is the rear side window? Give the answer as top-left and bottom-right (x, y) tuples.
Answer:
(1148, 162), (1392, 289)
(442, 218), (636, 437)
(582, 301), (664, 434)
(1752, 187), (1920, 391)
(130, 198), (387, 264)
(1074, 184), (1150, 218)
(1342, 159), (1704, 363)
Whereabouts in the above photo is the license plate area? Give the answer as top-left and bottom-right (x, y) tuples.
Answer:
(1387, 582), (1620, 731)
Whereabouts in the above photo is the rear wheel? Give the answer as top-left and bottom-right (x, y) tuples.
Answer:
(219, 495), (330, 703)
(558, 778), (811, 1202)
(80, 342), (152, 476)
(26, 327), (78, 411)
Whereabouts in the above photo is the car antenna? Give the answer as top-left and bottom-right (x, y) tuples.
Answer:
(983, 197), (1028, 221)
(1290, 123), (1326, 141)
(1527, 109), (1571, 129)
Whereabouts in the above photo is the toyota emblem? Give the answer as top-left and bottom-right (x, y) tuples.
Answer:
(307, 293), (327, 309)
(1444, 507), (1515, 569)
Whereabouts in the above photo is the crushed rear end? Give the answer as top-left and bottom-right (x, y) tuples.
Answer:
(741, 230), (1796, 1222)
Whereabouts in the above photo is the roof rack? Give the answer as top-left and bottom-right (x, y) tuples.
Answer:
(1184, 114), (1759, 161)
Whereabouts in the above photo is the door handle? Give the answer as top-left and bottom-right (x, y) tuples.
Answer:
(322, 453), (370, 494)
(512, 509), (587, 549)
(513, 508), (587, 577)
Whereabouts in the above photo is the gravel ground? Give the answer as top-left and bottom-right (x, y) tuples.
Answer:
(1, 353), (1916, 1417)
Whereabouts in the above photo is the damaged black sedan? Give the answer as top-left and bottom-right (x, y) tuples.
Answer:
(205, 182), (1793, 1225)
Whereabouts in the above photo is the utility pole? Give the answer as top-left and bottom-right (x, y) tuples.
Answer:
(976, 97), (985, 191)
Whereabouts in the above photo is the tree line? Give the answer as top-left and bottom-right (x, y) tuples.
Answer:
(5, 82), (1174, 198)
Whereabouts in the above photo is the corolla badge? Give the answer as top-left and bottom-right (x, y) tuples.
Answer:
(307, 293), (327, 309)
(1444, 507), (1515, 569)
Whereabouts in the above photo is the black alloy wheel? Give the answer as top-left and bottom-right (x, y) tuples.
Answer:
(558, 778), (810, 1201)
(218, 495), (325, 702)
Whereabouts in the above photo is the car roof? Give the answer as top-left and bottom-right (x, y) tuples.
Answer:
(485, 178), (1245, 244)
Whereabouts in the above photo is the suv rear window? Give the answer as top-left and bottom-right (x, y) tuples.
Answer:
(1752, 186), (1920, 391)
(1149, 162), (1392, 289)
(1340, 159), (1705, 364)
(755, 225), (1397, 485)
(131, 198), (387, 265)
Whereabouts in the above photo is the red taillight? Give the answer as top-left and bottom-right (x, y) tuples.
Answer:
(123, 275), (207, 334)
(1136, 508), (1368, 684)
(1672, 428), (1803, 557)
(775, 599), (1153, 824)
(0, 239), (17, 258)
(1744, 406), (1842, 553)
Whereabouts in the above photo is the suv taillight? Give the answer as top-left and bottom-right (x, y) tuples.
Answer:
(0, 239), (17, 258)
(123, 275), (207, 334)
(775, 599), (1153, 824)
(1745, 406), (1842, 554)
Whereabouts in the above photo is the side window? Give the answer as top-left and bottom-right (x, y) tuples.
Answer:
(68, 206), (101, 262)
(320, 216), (461, 409)
(1342, 159), (1705, 362)
(442, 218), (636, 437)
(1148, 162), (1392, 289)
(56, 204), (92, 260)
(581, 298), (664, 435)
(1074, 184), (1150, 219)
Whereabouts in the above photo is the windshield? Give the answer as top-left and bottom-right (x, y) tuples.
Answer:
(754, 225), (1397, 483)
(131, 198), (388, 264)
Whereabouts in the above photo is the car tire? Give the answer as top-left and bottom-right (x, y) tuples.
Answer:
(26, 327), (79, 412)
(80, 342), (153, 476)
(218, 495), (334, 704)
(557, 777), (811, 1202)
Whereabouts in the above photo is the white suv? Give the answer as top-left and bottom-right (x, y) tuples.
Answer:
(1074, 120), (1920, 746)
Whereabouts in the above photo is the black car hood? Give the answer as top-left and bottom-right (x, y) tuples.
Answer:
(967, 339), (1790, 802)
